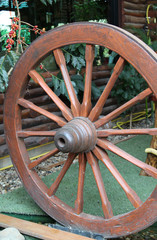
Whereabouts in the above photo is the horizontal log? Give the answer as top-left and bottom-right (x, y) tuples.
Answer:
(124, 23), (145, 28)
(124, 8), (146, 17)
(26, 122), (58, 132)
(102, 104), (118, 115)
(28, 77), (53, 89)
(0, 95), (52, 115)
(0, 114), (3, 123)
(93, 64), (111, 71)
(124, 0), (146, 3)
(0, 136), (53, 156)
(132, 102), (151, 113)
(0, 94), (4, 105)
(21, 104), (60, 119)
(22, 115), (53, 129)
(149, 34), (157, 41)
(0, 105), (3, 114)
(105, 98), (117, 107)
(0, 135), (5, 145)
(28, 95), (52, 106)
(147, 0), (157, 4)
(0, 124), (4, 135)
(124, 15), (146, 24)
(24, 136), (54, 149)
(127, 28), (157, 41)
(124, 1), (146, 11)
(0, 123), (59, 147)
(42, 69), (77, 79)
(24, 87), (46, 99)
(92, 70), (111, 80)
(0, 126), (59, 148)
(147, 23), (157, 30)
(0, 144), (9, 156)
(41, 64), (111, 78)
(93, 78), (109, 86)
(0, 136), (54, 156)
(148, 11), (157, 18)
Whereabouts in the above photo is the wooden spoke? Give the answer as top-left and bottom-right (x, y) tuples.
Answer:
(18, 98), (66, 127)
(94, 88), (152, 129)
(89, 57), (125, 121)
(47, 153), (77, 196)
(28, 148), (59, 169)
(17, 130), (57, 138)
(93, 147), (143, 208)
(97, 128), (157, 137)
(97, 138), (157, 179)
(75, 153), (87, 214)
(81, 45), (95, 117)
(29, 70), (73, 121)
(86, 151), (113, 218)
(53, 49), (81, 117)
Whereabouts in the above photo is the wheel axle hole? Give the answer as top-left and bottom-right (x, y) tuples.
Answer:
(57, 138), (66, 148)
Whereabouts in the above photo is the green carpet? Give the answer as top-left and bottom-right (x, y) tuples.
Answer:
(0, 135), (156, 220)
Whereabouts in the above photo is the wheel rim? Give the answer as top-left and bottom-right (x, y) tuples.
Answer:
(4, 22), (157, 238)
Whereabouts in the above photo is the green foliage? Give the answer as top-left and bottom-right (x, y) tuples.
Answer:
(63, 44), (86, 72)
(109, 53), (147, 104)
(48, 43), (102, 101)
(48, 73), (84, 100)
(109, 25), (157, 105)
(153, 4), (157, 10)
(151, 41), (157, 52)
(73, 0), (107, 21)
(19, 25), (31, 45)
(130, 28), (149, 44)
(0, 29), (9, 51)
(48, 71), (102, 102)
(129, 28), (157, 51)
(0, 51), (20, 92)
(40, 0), (55, 5)
(0, 25), (30, 92)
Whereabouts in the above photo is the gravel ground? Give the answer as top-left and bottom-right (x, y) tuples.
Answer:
(0, 118), (156, 240)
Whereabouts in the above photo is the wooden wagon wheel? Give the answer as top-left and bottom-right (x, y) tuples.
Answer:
(4, 23), (157, 238)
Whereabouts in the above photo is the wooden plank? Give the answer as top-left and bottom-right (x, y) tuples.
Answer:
(0, 94), (4, 105)
(124, 15), (146, 24)
(124, 1), (146, 11)
(125, 0), (146, 3)
(124, 8), (145, 17)
(124, 22), (145, 28)
(0, 214), (93, 240)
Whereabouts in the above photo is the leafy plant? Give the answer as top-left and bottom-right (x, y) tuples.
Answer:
(18, 25), (31, 45)
(110, 26), (157, 105)
(73, 0), (107, 22)
(48, 73), (84, 100)
(40, 0), (55, 5)
(0, 51), (20, 92)
(112, 63), (147, 103)
(109, 52), (147, 104)
(63, 44), (86, 72)
(48, 66), (102, 102)
(151, 40), (157, 52)
(130, 28), (157, 51)
(0, 29), (9, 51)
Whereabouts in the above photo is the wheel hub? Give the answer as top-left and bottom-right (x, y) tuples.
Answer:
(54, 117), (97, 153)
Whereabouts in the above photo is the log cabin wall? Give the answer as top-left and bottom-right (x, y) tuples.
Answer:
(147, 0), (157, 41)
(120, 0), (157, 40)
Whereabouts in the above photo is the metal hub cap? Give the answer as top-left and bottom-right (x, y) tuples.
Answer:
(54, 117), (97, 153)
